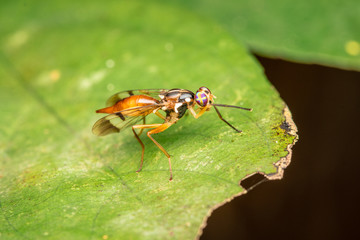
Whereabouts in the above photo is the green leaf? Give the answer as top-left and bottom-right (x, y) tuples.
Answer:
(170, 0), (360, 71)
(0, 0), (297, 239)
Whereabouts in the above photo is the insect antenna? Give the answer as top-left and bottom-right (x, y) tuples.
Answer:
(212, 104), (252, 133)
(212, 103), (252, 112)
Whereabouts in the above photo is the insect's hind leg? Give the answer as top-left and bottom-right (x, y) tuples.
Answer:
(132, 124), (162, 173)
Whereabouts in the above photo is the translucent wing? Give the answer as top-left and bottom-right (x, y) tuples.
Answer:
(92, 104), (163, 136)
(105, 89), (168, 107)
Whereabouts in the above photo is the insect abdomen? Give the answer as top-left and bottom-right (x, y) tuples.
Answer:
(96, 95), (159, 115)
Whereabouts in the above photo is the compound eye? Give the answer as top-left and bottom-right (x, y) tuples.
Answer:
(199, 86), (211, 94)
(195, 91), (208, 107)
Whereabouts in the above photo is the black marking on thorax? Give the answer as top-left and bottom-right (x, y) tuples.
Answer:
(176, 104), (189, 118)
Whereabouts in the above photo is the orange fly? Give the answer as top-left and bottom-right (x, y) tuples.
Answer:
(92, 87), (252, 180)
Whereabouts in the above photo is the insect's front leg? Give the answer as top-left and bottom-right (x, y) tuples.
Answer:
(188, 105), (197, 118)
(188, 105), (208, 119)
(213, 105), (242, 133)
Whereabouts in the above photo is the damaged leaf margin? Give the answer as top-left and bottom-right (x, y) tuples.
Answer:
(196, 105), (298, 239)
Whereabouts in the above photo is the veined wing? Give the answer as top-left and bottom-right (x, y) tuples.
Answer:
(105, 89), (168, 107)
(92, 104), (163, 136)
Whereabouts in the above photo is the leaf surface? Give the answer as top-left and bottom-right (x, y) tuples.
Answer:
(0, 0), (297, 239)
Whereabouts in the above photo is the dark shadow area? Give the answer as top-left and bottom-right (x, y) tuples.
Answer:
(201, 56), (360, 240)
(240, 172), (268, 191)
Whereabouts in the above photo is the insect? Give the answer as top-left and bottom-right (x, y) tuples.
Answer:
(92, 87), (252, 180)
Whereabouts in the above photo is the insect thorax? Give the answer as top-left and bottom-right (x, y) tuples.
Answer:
(161, 89), (195, 119)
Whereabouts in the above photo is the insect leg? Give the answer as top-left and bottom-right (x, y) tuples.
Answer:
(132, 124), (162, 173)
(138, 117), (146, 136)
(155, 111), (165, 120)
(188, 105), (208, 119)
(147, 123), (174, 180)
(213, 105), (242, 133)
(187, 105), (197, 117)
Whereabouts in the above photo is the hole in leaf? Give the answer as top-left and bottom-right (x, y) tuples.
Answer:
(240, 172), (268, 191)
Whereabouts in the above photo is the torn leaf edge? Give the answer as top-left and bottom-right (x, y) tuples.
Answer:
(196, 104), (298, 239)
